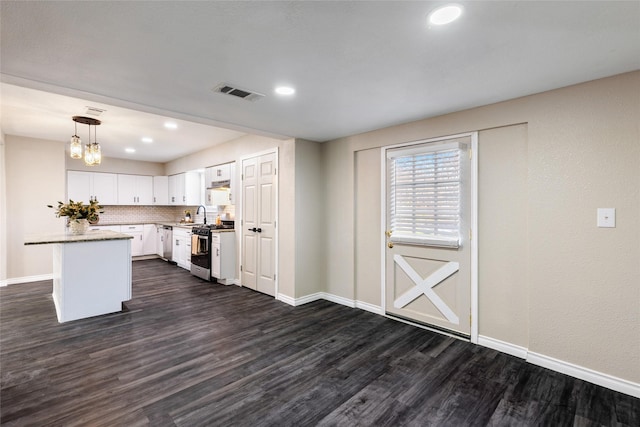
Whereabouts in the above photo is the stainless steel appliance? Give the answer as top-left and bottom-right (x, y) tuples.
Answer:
(190, 221), (234, 281)
(162, 225), (173, 261)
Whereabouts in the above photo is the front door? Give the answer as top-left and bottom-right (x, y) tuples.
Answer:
(384, 134), (474, 337)
(242, 152), (277, 296)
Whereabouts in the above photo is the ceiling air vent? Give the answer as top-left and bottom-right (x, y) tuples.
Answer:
(212, 83), (265, 102)
(85, 106), (106, 116)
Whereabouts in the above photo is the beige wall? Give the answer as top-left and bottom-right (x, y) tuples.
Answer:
(66, 156), (165, 176)
(355, 148), (382, 306)
(322, 71), (640, 383)
(164, 134), (300, 300)
(478, 124), (529, 348)
(5, 135), (66, 280)
(0, 131), (6, 280)
(294, 139), (326, 297)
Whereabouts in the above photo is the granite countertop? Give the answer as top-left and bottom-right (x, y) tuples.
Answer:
(24, 230), (134, 245)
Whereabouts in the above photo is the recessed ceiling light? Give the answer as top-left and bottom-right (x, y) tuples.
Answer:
(141, 137), (153, 143)
(275, 86), (295, 96)
(428, 4), (463, 26)
(125, 148), (136, 153)
(164, 122), (178, 129)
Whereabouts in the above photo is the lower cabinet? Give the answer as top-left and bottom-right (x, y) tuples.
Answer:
(91, 224), (159, 258)
(211, 231), (235, 283)
(172, 227), (192, 270)
(121, 225), (144, 256)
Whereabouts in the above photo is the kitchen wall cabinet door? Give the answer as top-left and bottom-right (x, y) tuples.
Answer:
(229, 162), (237, 205)
(67, 171), (92, 202)
(118, 175), (153, 205)
(169, 172), (201, 205)
(67, 171), (118, 205)
(92, 173), (119, 205)
(153, 176), (169, 205)
(205, 163), (230, 186)
(168, 174), (184, 205)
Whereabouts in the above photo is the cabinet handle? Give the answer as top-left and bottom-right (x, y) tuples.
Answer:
(176, 240), (179, 246)
(183, 196), (186, 202)
(216, 248), (219, 256)
(153, 197), (156, 203)
(139, 235), (142, 241)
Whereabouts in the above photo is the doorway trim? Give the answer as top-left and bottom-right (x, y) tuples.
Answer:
(238, 147), (279, 298)
(380, 132), (478, 343)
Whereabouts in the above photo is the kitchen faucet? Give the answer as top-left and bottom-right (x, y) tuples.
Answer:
(196, 205), (207, 224)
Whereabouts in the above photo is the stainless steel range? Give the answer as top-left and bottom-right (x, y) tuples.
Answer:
(190, 221), (234, 281)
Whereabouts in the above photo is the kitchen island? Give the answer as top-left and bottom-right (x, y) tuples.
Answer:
(25, 230), (133, 323)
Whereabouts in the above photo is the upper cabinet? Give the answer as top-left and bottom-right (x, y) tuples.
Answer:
(118, 175), (153, 205)
(169, 172), (201, 206)
(205, 162), (236, 205)
(67, 171), (118, 205)
(153, 176), (169, 205)
(205, 163), (231, 185)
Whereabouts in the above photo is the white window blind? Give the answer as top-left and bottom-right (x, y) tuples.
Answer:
(387, 142), (464, 248)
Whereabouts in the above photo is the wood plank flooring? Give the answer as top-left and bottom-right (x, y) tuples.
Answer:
(1, 259), (638, 426)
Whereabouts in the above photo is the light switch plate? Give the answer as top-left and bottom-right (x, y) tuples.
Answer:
(597, 208), (615, 228)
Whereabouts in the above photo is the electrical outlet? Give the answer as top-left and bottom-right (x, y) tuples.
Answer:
(597, 208), (615, 228)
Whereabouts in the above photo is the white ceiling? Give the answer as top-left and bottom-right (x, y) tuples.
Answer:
(1, 1), (639, 163)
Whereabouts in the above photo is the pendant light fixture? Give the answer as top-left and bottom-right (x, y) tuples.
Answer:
(70, 116), (102, 166)
(69, 121), (82, 159)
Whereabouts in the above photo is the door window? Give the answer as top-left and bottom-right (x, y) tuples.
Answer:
(387, 141), (464, 248)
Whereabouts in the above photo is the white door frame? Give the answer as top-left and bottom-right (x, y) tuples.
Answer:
(380, 132), (479, 343)
(238, 147), (279, 297)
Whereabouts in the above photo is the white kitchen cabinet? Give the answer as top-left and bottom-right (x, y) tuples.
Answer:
(153, 176), (169, 205)
(169, 172), (201, 205)
(155, 225), (164, 257)
(211, 231), (235, 283)
(229, 162), (237, 205)
(118, 174), (153, 205)
(88, 225), (121, 232)
(143, 224), (156, 255)
(67, 171), (118, 205)
(205, 163), (231, 186)
(121, 224), (144, 256)
(172, 227), (191, 269)
(205, 162), (236, 206)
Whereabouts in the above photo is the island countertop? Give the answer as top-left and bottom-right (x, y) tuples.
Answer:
(24, 230), (134, 246)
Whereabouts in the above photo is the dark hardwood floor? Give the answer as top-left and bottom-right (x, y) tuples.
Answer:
(1, 259), (638, 426)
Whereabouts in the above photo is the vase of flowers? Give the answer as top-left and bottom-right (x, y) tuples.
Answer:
(48, 199), (104, 235)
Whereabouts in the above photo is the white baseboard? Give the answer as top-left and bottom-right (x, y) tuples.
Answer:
(527, 351), (640, 399)
(277, 291), (382, 316)
(478, 335), (528, 359)
(355, 300), (384, 315)
(1, 274), (53, 287)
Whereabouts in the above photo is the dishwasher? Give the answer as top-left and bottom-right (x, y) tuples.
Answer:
(162, 225), (173, 262)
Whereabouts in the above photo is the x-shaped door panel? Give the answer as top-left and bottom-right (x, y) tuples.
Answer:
(393, 254), (460, 325)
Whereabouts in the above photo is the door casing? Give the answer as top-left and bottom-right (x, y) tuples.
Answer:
(380, 132), (479, 343)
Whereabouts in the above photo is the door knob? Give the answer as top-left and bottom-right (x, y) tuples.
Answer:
(256, 228), (262, 233)
(248, 227), (257, 232)
(385, 230), (392, 237)
(387, 242), (394, 249)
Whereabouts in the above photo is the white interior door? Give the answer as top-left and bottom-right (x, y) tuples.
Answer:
(384, 134), (474, 337)
(242, 152), (277, 297)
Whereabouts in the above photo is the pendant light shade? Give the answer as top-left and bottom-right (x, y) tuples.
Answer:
(69, 135), (82, 159)
(70, 116), (102, 166)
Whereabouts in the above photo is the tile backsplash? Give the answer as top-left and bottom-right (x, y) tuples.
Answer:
(97, 205), (235, 225)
